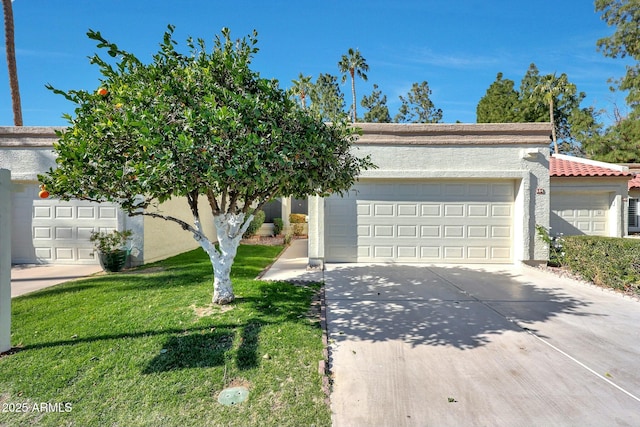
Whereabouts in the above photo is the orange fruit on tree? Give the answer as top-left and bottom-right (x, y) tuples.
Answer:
(38, 185), (49, 199)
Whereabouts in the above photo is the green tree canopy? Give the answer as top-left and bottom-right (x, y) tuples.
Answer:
(394, 81), (443, 123)
(360, 83), (391, 123)
(40, 26), (374, 304)
(596, 0), (640, 115)
(476, 64), (597, 154)
(308, 73), (347, 122)
(582, 115), (640, 162)
(477, 72), (520, 123)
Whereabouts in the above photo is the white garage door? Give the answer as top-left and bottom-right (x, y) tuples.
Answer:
(11, 183), (120, 264)
(325, 180), (515, 263)
(550, 193), (609, 236)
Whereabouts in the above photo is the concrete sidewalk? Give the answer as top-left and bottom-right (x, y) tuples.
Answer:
(11, 264), (103, 298)
(259, 238), (322, 282)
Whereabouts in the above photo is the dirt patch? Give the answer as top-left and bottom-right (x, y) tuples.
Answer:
(190, 303), (234, 318)
(240, 236), (285, 246)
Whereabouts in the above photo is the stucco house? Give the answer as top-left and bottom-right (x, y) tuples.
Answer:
(4, 122), (556, 268)
(549, 154), (632, 238)
(307, 122), (552, 267)
(1, 126), (219, 267)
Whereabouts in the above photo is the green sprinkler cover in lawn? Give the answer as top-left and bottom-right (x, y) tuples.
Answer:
(217, 387), (249, 406)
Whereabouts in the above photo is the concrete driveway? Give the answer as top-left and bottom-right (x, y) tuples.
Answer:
(323, 263), (640, 427)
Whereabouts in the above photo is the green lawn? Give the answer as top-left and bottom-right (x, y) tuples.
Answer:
(0, 245), (330, 427)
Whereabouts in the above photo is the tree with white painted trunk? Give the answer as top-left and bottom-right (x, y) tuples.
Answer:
(39, 26), (374, 304)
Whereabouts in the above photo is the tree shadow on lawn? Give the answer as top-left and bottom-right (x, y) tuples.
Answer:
(314, 264), (602, 350)
(142, 319), (263, 374)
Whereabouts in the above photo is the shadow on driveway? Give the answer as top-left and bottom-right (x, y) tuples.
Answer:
(322, 264), (595, 349)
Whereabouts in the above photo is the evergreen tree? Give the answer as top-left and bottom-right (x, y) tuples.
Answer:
(582, 116), (640, 163)
(476, 72), (519, 122)
(394, 81), (442, 123)
(308, 73), (347, 122)
(361, 83), (391, 123)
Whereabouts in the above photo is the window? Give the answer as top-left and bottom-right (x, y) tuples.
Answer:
(629, 198), (638, 228)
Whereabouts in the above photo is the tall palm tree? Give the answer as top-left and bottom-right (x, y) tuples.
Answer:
(534, 73), (571, 154)
(291, 73), (312, 110)
(3, 0), (22, 126)
(338, 48), (368, 123)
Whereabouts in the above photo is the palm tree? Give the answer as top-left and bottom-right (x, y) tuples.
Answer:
(291, 73), (312, 110)
(338, 48), (368, 123)
(534, 73), (571, 154)
(3, 0), (22, 126)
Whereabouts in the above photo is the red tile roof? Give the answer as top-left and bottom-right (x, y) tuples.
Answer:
(629, 175), (640, 190)
(550, 155), (633, 178)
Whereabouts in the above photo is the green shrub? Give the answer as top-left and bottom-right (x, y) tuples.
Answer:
(273, 217), (283, 236)
(243, 209), (266, 238)
(289, 213), (307, 224)
(292, 223), (306, 236)
(535, 225), (565, 267)
(561, 235), (640, 294)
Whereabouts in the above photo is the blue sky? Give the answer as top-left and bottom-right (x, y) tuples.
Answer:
(0, 0), (633, 126)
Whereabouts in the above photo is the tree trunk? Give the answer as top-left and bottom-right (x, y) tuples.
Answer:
(2, 0), (23, 126)
(350, 69), (356, 123)
(549, 98), (558, 154)
(198, 212), (254, 305)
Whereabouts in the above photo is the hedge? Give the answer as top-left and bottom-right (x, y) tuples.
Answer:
(289, 213), (307, 224)
(560, 235), (640, 294)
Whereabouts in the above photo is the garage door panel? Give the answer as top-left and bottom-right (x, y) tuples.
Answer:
(35, 247), (52, 261)
(99, 206), (118, 218)
(397, 204), (418, 216)
(467, 247), (489, 260)
(33, 206), (51, 218)
(468, 205), (489, 217)
(397, 225), (418, 237)
(468, 226), (488, 238)
(374, 204), (394, 216)
(444, 225), (464, 238)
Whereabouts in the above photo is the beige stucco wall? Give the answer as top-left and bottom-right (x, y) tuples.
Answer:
(142, 196), (217, 264)
(309, 123), (552, 266)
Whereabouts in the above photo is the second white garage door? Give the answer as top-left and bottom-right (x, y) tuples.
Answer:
(550, 192), (610, 236)
(325, 180), (515, 263)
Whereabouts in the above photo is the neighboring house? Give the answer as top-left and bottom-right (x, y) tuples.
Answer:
(550, 154), (632, 238)
(623, 164), (640, 234)
(1, 127), (218, 266)
(308, 122), (552, 267)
